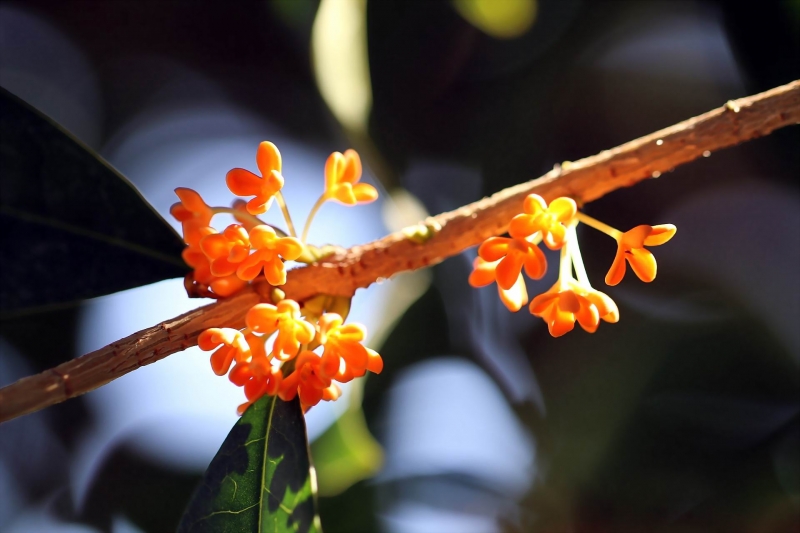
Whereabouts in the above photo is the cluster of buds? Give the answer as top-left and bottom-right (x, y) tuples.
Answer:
(172, 141), (381, 413)
(470, 194), (675, 337)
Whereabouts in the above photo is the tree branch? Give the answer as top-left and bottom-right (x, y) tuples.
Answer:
(1, 80), (798, 424)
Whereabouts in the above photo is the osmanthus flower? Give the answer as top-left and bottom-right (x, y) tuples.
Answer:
(198, 327), (252, 376)
(229, 339), (284, 415)
(508, 194), (577, 249)
(529, 280), (619, 337)
(245, 300), (315, 361)
(323, 149), (378, 205)
(226, 141), (285, 215)
(317, 313), (383, 382)
(605, 224), (677, 286)
(171, 188), (214, 247)
(477, 235), (547, 290)
(236, 225), (303, 285)
(200, 224), (251, 277)
(279, 351), (342, 411)
(468, 257), (528, 312)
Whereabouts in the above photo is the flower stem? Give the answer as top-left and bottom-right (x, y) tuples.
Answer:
(568, 223), (591, 287)
(301, 194), (328, 244)
(275, 192), (297, 238)
(558, 237), (573, 290)
(576, 212), (623, 239)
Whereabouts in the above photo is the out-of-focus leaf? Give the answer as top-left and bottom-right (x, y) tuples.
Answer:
(0, 87), (188, 318)
(178, 395), (320, 533)
(452, 0), (538, 39)
(311, 404), (383, 497)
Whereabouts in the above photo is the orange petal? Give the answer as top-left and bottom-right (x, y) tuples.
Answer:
(236, 254), (263, 281)
(246, 196), (272, 216)
(325, 151), (345, 191)
(229, 363), (252, 386)
(210, 346), (236, 376)
(299, 385), (324, 408)
(543, 222), (567, 250)
(548, 197), (577, 221)
(170, 203), (193, 222)
(498, 274), (528, 312)
(547, 306), (575, 337)
(341, 149), (362, 184)
(621, 225), (652, 248)
(644, 224), (676, 246)
(478, 237), (510, 262)
(557, 290), (581, 313)
(246, 304), (279, 333)
(366, 348), (384, 374)
(263, 258), (287, 286)
(200, 233), (230, 260)
(174, 188), (208, 214)
(495, 252), (524, 290)
(508, 214), (537, 239)
(605, 247), (627, 286)
(256, 141), (282, 176)
(627, 248), (657, 282)
(575, 298), (600, 333)
(226, 168), (263, 197)
(523, 244), (547, 280)
(530, 290), (559, 315)
(333, 183), (358, 205)
(210, 275), (247, 297)
(585, 290), (619, 323)
(276, 237), (304, 260)
(523, 194), (547, 215)
(468, 259), (497, 287)
(352, 183), (378, 203)
(322, 384), (342, 402)
(249, 225), (278, 248)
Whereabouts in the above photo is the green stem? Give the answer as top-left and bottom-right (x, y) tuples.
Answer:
(301, 194), (328, 244)
(275, 192), (297, 238)
(576, 212), (623, 240)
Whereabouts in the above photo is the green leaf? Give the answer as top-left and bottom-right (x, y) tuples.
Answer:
(0, 87), (188, 318)
(178, 395), (321, 533)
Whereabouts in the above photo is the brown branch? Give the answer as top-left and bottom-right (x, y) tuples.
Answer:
(1, 80), (798, 424)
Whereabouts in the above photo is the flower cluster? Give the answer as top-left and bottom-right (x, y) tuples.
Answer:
(470, 193), (675, 337)
(173, 141), (381, 413)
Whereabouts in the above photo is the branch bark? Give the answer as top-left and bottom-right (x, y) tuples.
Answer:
(1, 80), (798, 424)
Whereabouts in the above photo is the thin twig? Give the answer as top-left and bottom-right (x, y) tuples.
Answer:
(1, 80), (798, 424)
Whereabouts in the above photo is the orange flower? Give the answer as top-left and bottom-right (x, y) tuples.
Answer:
(230, 347), (284, 415)
(279, 351), (342, 411)
(171, 188), (214, 247)
(324, 149), (378, 205)
(508, 195), (577, 249)
(317, 313), (383, 382)
(477, 236), (547, 290)
(605, 224), (676, 286)
(246, 300), (315, 361)
(198, 327), (252, 376)
(529, 281), (619, 337)
(200, 224), (251, 277)
(468, 257), (528, 312)
(226, 141), (285, 215)
(236, 225), (303, 285)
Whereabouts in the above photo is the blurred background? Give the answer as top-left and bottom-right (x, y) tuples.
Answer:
(0, 0), (798, 531)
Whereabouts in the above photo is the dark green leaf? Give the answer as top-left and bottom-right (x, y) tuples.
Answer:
(0, 87), (188, 318)
(179, 395), (321, 533)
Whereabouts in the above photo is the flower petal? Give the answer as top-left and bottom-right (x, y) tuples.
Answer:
(644, 224), (676, 246)
(478, 237), (510, 262)
(236, 254), (263, 281)
(523, 194), (547, 215)
(523, 243), (547, 280)
(508, 214), (537, 239)
(352, 183), (378, 203)
(341, 149), (362, 184)
(495, 252), (524, 290)
(468, 259), (497, 287)
(325, 152), (345, 190)
(549, 197), (577, 221)
(276, 237), (304, 260)
(605, 247), (627, 286)
(226, 168), (263, 197)
(263, 258), (287, 286)
(256, 141), (282, 176)
(498, 274), (528, 312)
(627, 248), (657, 282)
(544, 222), (567, 250)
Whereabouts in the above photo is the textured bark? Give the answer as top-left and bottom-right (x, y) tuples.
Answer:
(1, 80), (798, 423)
